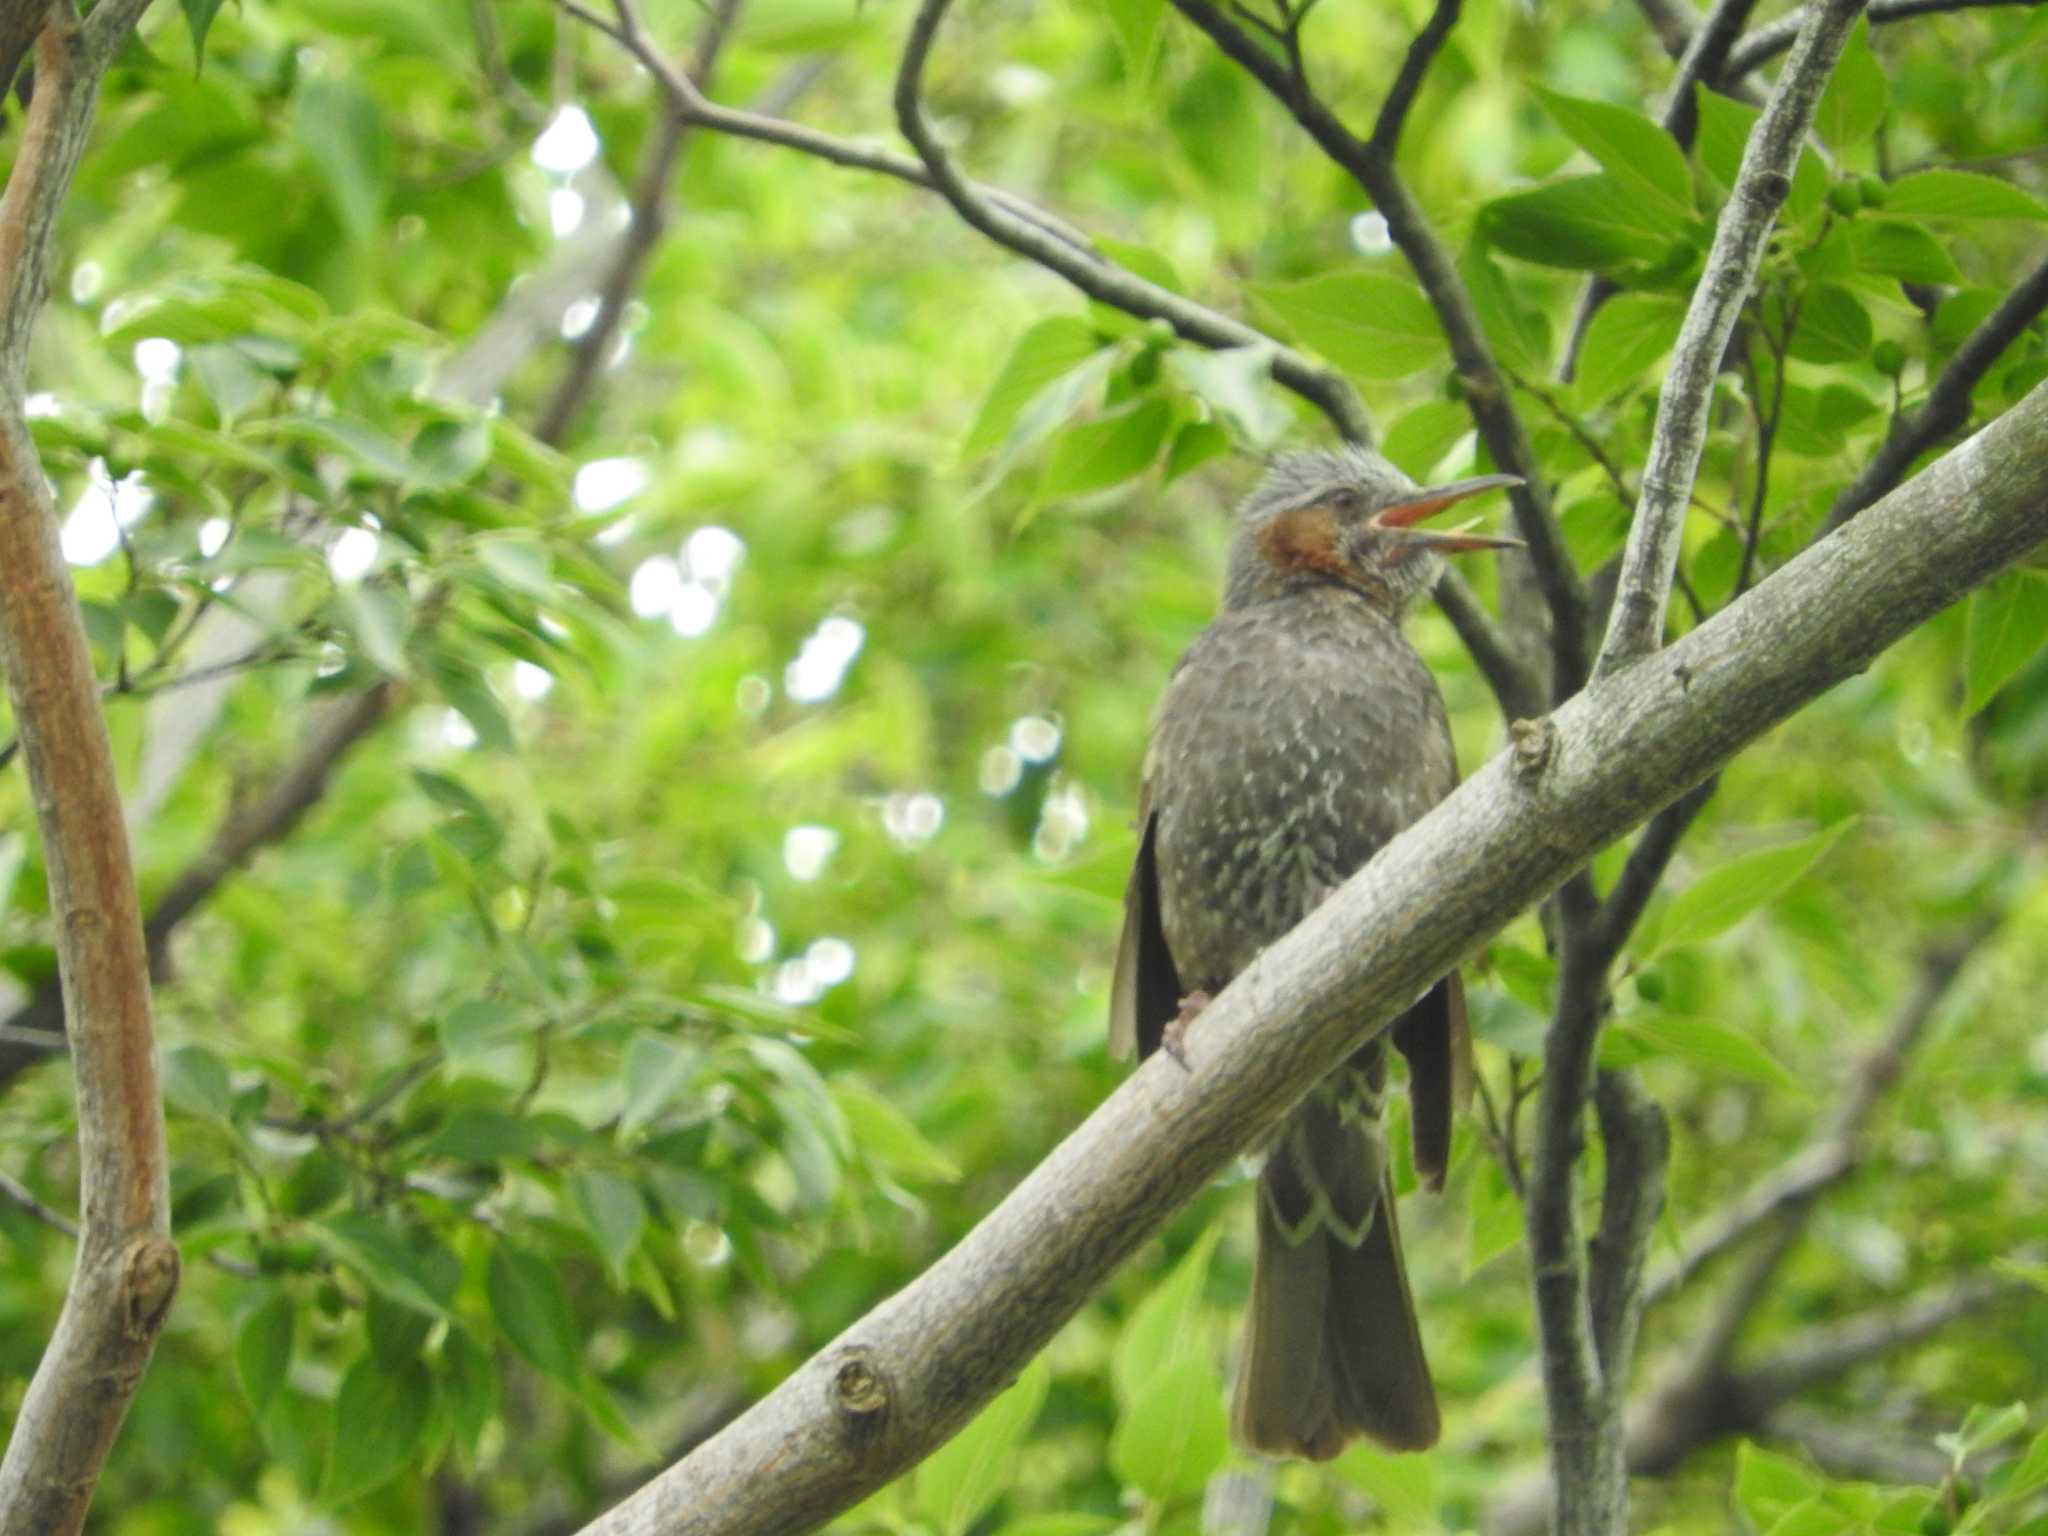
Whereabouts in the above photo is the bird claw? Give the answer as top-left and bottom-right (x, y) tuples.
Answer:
(1163, 990), (1213, 1070)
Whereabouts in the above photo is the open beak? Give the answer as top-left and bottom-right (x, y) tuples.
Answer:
(1373, 472), (1525, 552)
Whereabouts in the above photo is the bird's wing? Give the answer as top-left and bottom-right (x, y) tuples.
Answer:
(1391, 969), (1475, 1191)
(1109, 801), (1181, 1062)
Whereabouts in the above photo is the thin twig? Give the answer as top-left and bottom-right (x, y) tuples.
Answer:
(1725, 0), (2040, 77)
(1597, 0), (1869, 674)
(552, 0), (1374, 442)
(1823, 252), (2048, 533)
(534, 0), (745, 446)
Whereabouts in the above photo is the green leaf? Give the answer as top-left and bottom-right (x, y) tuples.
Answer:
(429, 654), (515, 752)
(439, 1326), (497, 1455)
(1253, 273), (1447, 380)
(412, 419), (492, 486)
(1164, 345), (1291, 450)
(1966, 570), (2048, 713)
(365, 1292), (432, 1368)
(163, 1043), (234, 1124)
(1164, 418), (1230, 481)
(488, 1242), (585, 1388)
(617, 1033), (702, 1141)
(1461, 245), (1553, 376)
(1814, 20), (1889, 153)
(1339, 1441), (1441, 1524)
(1533, 86), (1693, 218)
(314, 1214), (458, 1318)
(187, 342), (272, 425)
(1560, 494), (1633, 572)
(420, 1107), (540, 1161)
(236, 1291), (294, 1414)
(295, 78), (389, 244)
(1938, 1402), (2030, 1463)
(1603, 1013), (1803, 1092)
(1883, 169), (2048, 221)
(1787, 285), (1873, 364)
(1037, 397), (1173, 499)
(1466, 1154), (1523, 1274)
(963, 317), (1108, 459)
(1737, 1441), (1823, 1530)
(333, 584), (409, 676)
(1576, 292), (1686, 402)
(1477, 174), (1677, 271)
(1113, 1226), (1219, 1402)
(1652, 820), (1854, 954)
(321, 1356), (431, 1504)
(1848, 220), (1961, 284)
(570, 1170), (648, 1283)
(1381, 400), (1472, 480)
(2001, 1425), (2048, 1504)
(915, 1356), (1050, 1536)
(833, 1079), (961, 1184)
(1108, 1352), (1228, 1500)
(1098, 0), (1166, 81)
(262, 1388), (329, 1493)
(180, 0), (227, 66)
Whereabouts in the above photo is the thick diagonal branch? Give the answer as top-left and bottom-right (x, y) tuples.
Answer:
(571, 386), (2048, 1536)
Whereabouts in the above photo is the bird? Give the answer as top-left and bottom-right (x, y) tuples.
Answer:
(1110, 443), (1520, 1460)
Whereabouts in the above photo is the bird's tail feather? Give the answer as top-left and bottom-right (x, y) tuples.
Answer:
(1230, 1080), (1439, 1459)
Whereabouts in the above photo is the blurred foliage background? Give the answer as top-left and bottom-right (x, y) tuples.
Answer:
(1, 0), (2046, 1531)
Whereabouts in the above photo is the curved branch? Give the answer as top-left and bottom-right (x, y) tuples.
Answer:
(0, 7), (179, 1530)
(557, 0), (1374, 442)
(575, 384), (2048, 1536)
(1597, 0), (1869, 674)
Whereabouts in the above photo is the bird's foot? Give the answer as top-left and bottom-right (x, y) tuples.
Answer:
(1163, 990), (1213, 1070)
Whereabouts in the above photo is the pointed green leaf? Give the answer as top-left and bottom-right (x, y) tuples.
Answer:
(1814, 19), (1889, 153)
(963, 318), (1108, 459)
(1848, 220), (1961, 284)
(1478, 174), (1676, 271)
(315, 1215), (459, 1318)
(1113, 1226), (1219, 1402)
(1533, 86), (1693, 218)
(237, 1291), (294, 1415)
(1576, 292), (1686, 402)
(617, 1032), (702, 1141)
(1037, 396), (1174, 499)
(1884, 169), (2048, 222)
(1604, 1013), (1803, 1092)
(1737, 1441), (1823, 1530)
(1253, 273), (1447, 379)
(1108, 1352), (1228, 1500)
(833, 1079), (961, 1184)
(1652, 820), (1854, 954)
(488, 1242), (585, 1387)
(1339, 1441), (1441, 1524)
(1964, 568), (2048, 714)
(570, 1170), (647, 1283)
(295, 78), (388, 244)
(1098, 0), (1166, 81)
(1381, 400), (1472, 481)
(1787, 284), (1873, 364)
(321, 1357), (431, 1504)
(915, 1356), (1051, 1536)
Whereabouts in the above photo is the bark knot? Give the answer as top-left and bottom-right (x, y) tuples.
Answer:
(1510, 716), (1557, 783)
(121, 1233), (180, 1339)
(829, 1348), (893, 1453)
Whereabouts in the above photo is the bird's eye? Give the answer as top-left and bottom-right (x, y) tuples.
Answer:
(1328, 487), (1361, 513)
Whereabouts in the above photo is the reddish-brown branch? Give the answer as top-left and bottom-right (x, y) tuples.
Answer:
(0, 9), (179, 1529)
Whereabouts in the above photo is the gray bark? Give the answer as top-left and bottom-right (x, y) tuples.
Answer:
(574, 382), (2048, 1536)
